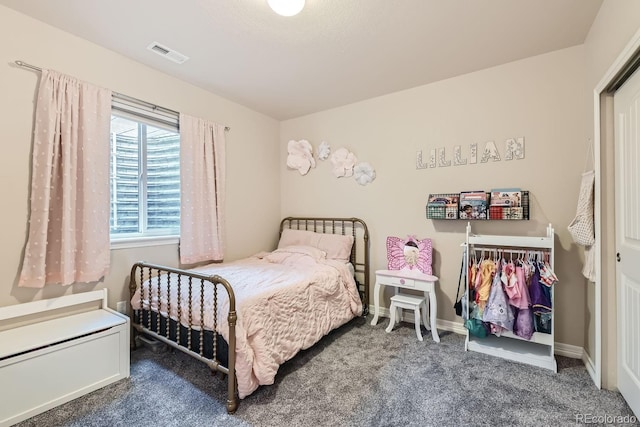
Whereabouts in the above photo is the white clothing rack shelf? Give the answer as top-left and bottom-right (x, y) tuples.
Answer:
(464, 222), (557, 372)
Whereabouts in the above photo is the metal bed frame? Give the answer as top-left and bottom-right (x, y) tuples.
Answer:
(128, 217), (369, 414)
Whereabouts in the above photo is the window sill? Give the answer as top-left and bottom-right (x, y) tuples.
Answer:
(110, 236), (179, 250)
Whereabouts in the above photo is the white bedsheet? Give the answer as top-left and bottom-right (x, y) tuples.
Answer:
(131, 248), (362, 398)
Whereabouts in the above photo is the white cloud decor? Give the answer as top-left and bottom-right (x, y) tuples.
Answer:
(286, 139), (316, 175)
(318, 141), (331, 160)
(330, 147), (357, 178)
(353, 162), (376, 186)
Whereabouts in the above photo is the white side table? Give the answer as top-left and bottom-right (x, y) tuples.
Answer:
(370, 269), (440, 342)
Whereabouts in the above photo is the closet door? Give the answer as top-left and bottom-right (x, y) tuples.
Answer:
(614, 65), (640, 418)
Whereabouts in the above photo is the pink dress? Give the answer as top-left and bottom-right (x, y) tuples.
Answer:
(507, 264), (530, 310)
(502, 261), (518, 300)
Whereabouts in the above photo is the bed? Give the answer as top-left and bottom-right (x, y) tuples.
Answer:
(128, 216), (369, 413)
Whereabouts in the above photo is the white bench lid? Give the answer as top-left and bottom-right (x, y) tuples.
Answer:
(0, 310), (126, 359)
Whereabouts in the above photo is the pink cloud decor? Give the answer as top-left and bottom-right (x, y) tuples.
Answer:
(286, 139), (316, 175)
(330, 147), (357, 178)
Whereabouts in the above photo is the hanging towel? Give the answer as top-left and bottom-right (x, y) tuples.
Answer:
(567, 170), (595, 246)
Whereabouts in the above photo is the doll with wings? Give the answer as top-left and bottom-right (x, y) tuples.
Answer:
(386, 235), (432, 275)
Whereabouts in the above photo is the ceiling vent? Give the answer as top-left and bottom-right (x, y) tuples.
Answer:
(146, 42), (189, 64)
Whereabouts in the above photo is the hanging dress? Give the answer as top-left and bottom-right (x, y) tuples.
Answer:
(476, 259), (495, 311)
(508, 262), (531, 310)
(502, 260), (519, 302)
(530, 262), (553, 334)
(511, 262), (534, 340)
(483, 260), (515, 333)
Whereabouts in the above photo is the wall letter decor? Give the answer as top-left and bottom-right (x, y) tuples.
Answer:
(429, 149), (437, 168)
(416, 151), (427, 169)
(480, 141), (501, 163)
(504, 137), (525, 160)
(416, 137), (525, 170)
(469, 143), (478, 164)
(438, 148), (451, 167)
(454, 145), (467, 166)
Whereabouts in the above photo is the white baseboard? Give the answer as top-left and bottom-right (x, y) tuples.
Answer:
(436, 318), (468, 335)
(555, 342), (584, 359)
(369, 305), (585, 359)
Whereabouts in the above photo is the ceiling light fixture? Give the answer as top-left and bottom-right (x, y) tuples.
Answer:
(268, 0), (305, 17)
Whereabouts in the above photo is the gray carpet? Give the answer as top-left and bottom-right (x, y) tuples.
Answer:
(15, 316), (638, 427)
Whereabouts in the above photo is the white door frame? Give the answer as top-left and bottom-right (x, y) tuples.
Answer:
(593, 27), (640, 389)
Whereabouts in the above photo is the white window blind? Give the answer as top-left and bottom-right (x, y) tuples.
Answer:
(110, 94), (181, 241)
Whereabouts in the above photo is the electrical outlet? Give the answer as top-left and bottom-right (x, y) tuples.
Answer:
(116, 301), (127, 314)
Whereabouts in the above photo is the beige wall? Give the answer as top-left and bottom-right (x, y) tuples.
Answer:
(0, 6), (281, 309)
(583, 0), (640, 389)
(280, 46), (589, 347)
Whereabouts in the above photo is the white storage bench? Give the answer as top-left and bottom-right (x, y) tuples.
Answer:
(0, 289), (130, 426)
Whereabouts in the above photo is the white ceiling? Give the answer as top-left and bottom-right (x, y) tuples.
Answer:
(1, 0), (603, 120)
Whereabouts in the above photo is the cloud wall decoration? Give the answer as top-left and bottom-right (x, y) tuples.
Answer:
(286, 139), (316, 175)
(353, 162), (376, 186)
(330, 147), (357, 178)
(318, 141), (331, 160)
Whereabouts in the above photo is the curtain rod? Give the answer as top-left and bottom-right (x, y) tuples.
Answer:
(14, 60), (230, 132)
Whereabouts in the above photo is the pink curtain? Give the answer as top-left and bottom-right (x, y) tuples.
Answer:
(19, 70), (112, 288)
(179, 113), (226, 264)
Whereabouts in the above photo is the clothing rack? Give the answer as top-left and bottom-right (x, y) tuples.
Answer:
(464, 222), (557, 372)
(469, 247), (550, 263)
(13, 60), (231, 132)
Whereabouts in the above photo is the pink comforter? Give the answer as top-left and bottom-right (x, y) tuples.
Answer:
(131, 246), (362, 398)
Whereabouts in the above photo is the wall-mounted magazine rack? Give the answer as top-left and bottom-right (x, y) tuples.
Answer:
(426, 190), (529, 220)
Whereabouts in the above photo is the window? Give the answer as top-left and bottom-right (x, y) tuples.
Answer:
(110, 95), (181, 242)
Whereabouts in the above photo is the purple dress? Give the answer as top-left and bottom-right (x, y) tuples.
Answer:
(513, 308), (534, 340)
(529, 266), (551, 314)
(483, 261), (515, 332)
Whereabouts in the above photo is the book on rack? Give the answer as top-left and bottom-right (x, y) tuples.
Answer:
(489, 188), (522, 207)
(427, 194), (459, 207)
(427, 193), (459, 219)
(459, 191), (488, 220)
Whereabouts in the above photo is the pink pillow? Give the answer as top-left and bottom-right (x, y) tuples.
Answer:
(386, 235), (432, 275)
(278, 229), (354, 262)
(317, 233), (354, 262)
(264, 245), (327, 263)
(278, 229), (321, 249)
